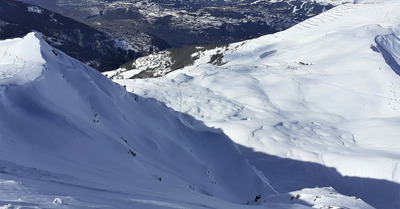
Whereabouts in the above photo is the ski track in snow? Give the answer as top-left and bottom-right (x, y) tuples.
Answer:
(294, 4), (359, 30)
(250, 125), (264, 141)
(130, 199), (188, 209)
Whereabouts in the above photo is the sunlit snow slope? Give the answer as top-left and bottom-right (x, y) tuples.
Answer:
(0, 32), (376, 209)
(110, 1), (400, 209)
(0, 33), (284, 208)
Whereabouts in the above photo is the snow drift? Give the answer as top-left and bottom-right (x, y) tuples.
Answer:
(375, 27), (400, 75)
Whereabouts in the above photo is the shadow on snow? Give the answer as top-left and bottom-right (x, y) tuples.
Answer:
(375, 35), (400, 76)
(238, 145), (400, 209)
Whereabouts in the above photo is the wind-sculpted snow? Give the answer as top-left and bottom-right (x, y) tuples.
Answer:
(375, 28), (400, 75)
(111, 1), (400, 209)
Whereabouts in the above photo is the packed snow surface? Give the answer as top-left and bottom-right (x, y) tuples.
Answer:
(111, 1), (400, 209)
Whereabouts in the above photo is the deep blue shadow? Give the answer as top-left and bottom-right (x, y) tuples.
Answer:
(165, 106), (400, 209)
(375, 35), (400, 76)
(239, 145), (400, 209)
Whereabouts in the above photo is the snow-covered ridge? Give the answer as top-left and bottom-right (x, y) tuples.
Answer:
(0, 32), (376, 208)
(0, 33), (46, 85)
(266, 0), (352, 6)
(0, 32), (276, 208)
(104, 0), (400, 79)
(259, 0), (388, 6)
(310, 0), (391, 6)
(111, 1), (400, 209)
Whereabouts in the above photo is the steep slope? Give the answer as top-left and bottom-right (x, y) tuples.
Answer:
(109, 1), (400, 209)
(0, 32), (375, 209)
(375, 29), (400, 75)
(0, 33), (280, 208)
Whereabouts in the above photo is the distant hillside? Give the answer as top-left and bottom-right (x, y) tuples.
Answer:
(0, 0), (157, 71)
(17, 0), (332, 49)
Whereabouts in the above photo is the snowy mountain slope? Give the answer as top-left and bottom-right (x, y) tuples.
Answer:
(109, 1), (400, 209)
(285, 0), (388, 5)
(106, 0), (396, 78)
(0, 33), (282, 208)
(0, 34), (375, 209)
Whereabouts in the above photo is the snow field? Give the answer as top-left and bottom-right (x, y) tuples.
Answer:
(112, 1), (400, 208)
(1, 0), (399, 208)
(0, 32), (287, 208)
